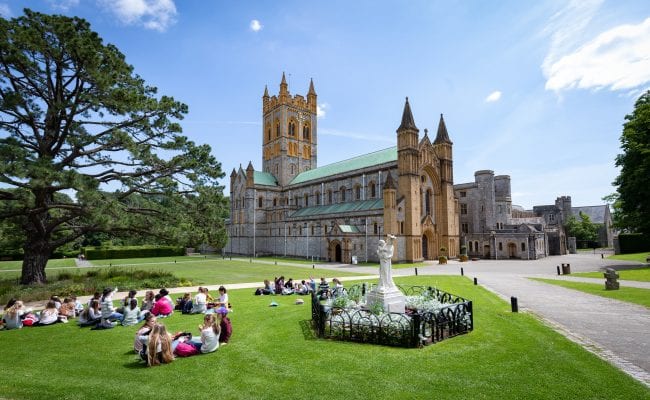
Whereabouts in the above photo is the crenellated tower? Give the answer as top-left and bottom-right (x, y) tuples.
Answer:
(262, 73), (318, 187)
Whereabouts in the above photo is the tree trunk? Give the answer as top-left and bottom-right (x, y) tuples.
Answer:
(20, 239), (51, 285)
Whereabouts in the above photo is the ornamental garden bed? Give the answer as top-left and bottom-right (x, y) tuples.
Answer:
(311, 284), (473, 348)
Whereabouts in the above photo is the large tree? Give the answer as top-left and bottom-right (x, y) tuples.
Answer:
(564, 212), (599, 246)
(613, 90), (650, 234)
(0, 10), (225, 284)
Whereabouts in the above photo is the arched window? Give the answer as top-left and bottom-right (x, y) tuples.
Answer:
(370, 182), (376, 198)
(355, 185), (361, 200)
(340, 187), (346, 202)
(266, 125), (271, 141)
(521, 242), (526, 251)
(303, 124), (310, 140)
(294, 196), (299, 206)
(304, 193), (309, 207)
(425, 189), (432, 216)
(288, 120), (296, 137)
(273, 198), (277, 207)
(290, 164), (295, 175)
(258, 196), (263, 208)
(275, 120), (280, 138)
(327, 190), (333, 204)
(373, 222), (378, 234)
(315, 191), (321, 205)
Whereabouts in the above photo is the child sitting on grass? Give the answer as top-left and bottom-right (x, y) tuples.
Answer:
(134, 313), (157, 353)
(151, 294), (173, 317)
(78, 300), (101, 327)
(139, 323), (174, 366)
(122, 298), (142, 327)
(38, 300), (65, 325)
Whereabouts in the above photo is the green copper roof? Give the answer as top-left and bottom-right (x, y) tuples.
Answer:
(254, 171), (278, 186)
(289, 198), (384, 218)
(338, 225), (361, 233)
(290, 147), (397, 185)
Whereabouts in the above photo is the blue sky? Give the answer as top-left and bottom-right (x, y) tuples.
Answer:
(2, 0), (650, 209)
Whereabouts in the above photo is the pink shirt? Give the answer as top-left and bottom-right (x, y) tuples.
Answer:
(151, 298), (173, 316)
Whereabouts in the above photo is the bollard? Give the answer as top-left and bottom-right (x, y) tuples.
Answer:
(174, 260), (176, 264)
(109, 263), (112, 267)
(473, 277), (478, 285)
(415, 267), (418, 276)
(461, 267), (464, 276)
(312, 264), (315, 269)
(601, 253), (604, 259)
(511, 296), (518, 312)
(557, 266), (561, 275)
(275, 261), (277, 265)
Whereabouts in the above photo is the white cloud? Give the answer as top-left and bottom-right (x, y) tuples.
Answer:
(0, 3), (12, 17)
(47, 0), (80, 11)
(250, 19), (263, 32)
(485, 91), (502, 102)
(545, 17), (650, 92)
(100, 0), (177, 32)
(317, 103), (329, 119)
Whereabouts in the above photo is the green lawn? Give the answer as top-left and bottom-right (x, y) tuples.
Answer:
(0, 257), (364, 285)
(531, 278), (650, 308)
(572, 267), (650, 282)
(1, 276), (648, 399)
(0, 258), (77, 272)
(608, 252), (650, 264)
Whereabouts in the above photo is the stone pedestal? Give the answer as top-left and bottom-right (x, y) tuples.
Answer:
(366, 287), (406, 314)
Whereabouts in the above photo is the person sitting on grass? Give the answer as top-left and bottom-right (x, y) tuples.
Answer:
(190, 313), (221, 354)
(159, 288), (173, 305)
(151, 294), (173, 318)
(3, 300), (31, 330)
(38, 300), (65, 325)
(87, 292), (101, 308)
(99, 287), (123, 327)
(215, 286), (229, 309)
(191, 287), (207, 314)
(139, 323), (174, 366)
(175, 292), (191, 313)
(141, 291), (155, 313)
(119, 290), (138, 313)
(216, 307), (232, 345)
(317, 277), (330, 299)
(58, 297), (76, 319)
(134, 313), (157, 353)
(122, 298), (142, 327)
(78, 300), (101, 327)
(295, 281), (310, 295)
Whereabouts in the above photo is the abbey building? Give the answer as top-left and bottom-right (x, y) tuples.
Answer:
(226, 74), (459, 263)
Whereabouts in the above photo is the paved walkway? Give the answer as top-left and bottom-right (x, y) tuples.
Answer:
(22, 253), (650, 386)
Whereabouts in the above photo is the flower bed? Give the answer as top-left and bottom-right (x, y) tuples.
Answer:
(311, 284), (473, 348)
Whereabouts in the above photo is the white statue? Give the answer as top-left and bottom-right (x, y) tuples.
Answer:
(377, 234), (397, 291)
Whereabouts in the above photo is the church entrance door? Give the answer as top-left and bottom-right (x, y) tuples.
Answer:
(335, 243), (342, 262)
(508, 243), (517, 258)
(422, 235), (428, 260)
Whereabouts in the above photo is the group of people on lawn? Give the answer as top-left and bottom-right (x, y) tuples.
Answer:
(1, 285), (233, 367)
(256, 276), (344, 299)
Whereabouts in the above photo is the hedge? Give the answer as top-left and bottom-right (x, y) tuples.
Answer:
(618, 233), (650, 254)
(82, 245), (184, 260)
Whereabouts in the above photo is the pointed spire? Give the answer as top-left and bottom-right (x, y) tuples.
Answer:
(246, 161), (254, 172)
(281, 72), (287, 85)
(384, 172), (396, 190)
(434, 113), (452, 144)
(397, 97), (418, 132)
(230, 168), (237, 178)
(308, 78), (316, 96)
(263, 85), (269, 98)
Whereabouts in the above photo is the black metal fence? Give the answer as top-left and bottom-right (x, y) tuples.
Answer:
(311, 284), (473, 348)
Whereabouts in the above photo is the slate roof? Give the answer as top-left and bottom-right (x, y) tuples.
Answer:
(289, 198), (384, 218)
(289, 147), (397, 185)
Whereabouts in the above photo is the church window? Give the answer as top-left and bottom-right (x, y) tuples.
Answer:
(468, 242), (473, 252)
(498, 242), (503, 251)
(461, 223), (468, 234)
(303, 145), (311, 159)
(475, 241), (479, 251)
(303, 124), (310, 140)
(549, 213), (555, 222)
(288, 227), (291, 235)
(290, 164), (295, 175)
(267, 127), (271, 141)
(304, 193), (309, 206)
(315, 191), (321, 205)
(273, 198), (277, 207)
(521, 242), (526, 251)
(258, 196), (263, 208)
(370, 182), (376, 198)
(275, 120), (280, 138)
(311, 225), (315, 235)
(421, 175), (426, 183)
(425, 189), (433, 216)
(460, 191), (467, 198)
(289, 120), (296, 137)
(400, 221), (404, 234)
(340, 187), (346, 202)
(327, 190), (333, 204)
(294, 196), (299, 206)
(373, 222), (378, 234)
(299, 226), (302, 235)
(355, 185), (361, 200)
(461, 203), (468, 215)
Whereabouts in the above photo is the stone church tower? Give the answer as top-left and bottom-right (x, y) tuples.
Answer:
(262, 73), (318, 186)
